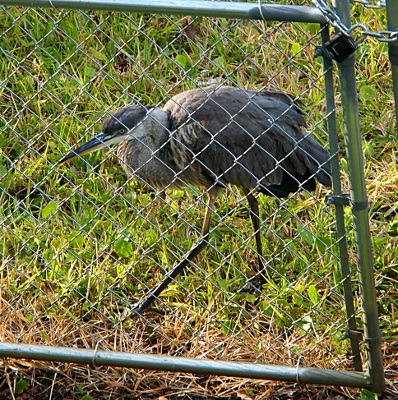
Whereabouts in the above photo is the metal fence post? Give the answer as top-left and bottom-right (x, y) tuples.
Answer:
(386, 0), (398, 130)
(320, 25), (363, 373)
(333, 0), (385, 392)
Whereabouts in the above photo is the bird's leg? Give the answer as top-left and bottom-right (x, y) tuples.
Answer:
(131, 186), (220, 315)
(201, 185), (220, 236)
(242, 188), (266, 288)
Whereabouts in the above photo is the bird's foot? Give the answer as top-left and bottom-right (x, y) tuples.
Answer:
(130, 303), (167, 317)
(239, 275), (266, 296)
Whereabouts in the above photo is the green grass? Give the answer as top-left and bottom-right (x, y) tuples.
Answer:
(0, 3), (397, 398)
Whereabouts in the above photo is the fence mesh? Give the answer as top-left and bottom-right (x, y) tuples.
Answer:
(1, 5), (363, 380)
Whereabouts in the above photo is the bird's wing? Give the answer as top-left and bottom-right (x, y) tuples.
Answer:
(163, 86), (331, 194)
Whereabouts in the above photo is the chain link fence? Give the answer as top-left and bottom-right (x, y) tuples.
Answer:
(0, 0), (389, 396)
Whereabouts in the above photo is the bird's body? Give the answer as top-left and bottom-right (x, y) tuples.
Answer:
(59, 85), (332, 313)
(94, 85), (331, 197)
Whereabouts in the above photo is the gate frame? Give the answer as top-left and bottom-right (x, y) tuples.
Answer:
(0, 0), (387, 392)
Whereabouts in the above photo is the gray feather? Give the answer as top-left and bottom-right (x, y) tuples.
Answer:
(163, 85), (331, 195)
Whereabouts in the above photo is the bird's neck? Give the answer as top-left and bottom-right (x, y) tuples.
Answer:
(144, 108), (171, 149)
(116, 108), (175, 187)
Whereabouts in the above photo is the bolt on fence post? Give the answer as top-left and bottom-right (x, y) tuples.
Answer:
(333, 0), (385, 393)
(386, 0), (398, 130)
(320, 25), (363, 373)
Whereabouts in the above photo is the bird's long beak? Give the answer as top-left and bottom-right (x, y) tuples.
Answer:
(58, 133), (110, 164)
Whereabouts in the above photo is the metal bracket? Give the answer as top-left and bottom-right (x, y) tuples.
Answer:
(342, 329), (364, 341)
(351, 197), (369, 211)
(326, 193), (351, 206)
(323, 32), (358, 62)
(326, 194), (369, 211)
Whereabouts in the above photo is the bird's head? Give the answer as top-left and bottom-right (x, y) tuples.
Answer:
(58, 105), (159, 164)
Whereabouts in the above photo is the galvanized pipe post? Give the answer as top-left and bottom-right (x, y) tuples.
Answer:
(320, 25), (363, 373)
(386, 0), (398, 130)
(0, 342), (375, 389)
(333, 0), (385, 393)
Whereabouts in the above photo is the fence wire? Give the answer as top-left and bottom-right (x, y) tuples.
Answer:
(0, 4), (370, 383)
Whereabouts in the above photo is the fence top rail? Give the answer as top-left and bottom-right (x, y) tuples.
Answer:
(0, 0), (327, 23)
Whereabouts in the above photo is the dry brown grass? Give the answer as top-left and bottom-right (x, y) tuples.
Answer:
(0, 304), (397, 399)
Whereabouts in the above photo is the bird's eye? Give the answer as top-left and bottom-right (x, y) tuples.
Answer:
(118, 128), (127, 134)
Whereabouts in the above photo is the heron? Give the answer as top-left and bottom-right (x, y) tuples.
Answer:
(59, 85), (332, 314)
